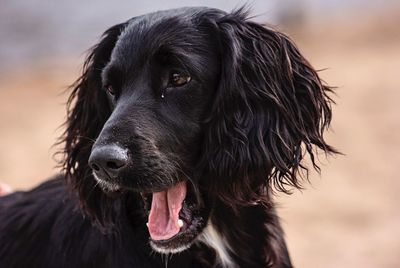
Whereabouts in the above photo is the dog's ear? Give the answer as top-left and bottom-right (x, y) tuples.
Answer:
(200, 9), (337, 206)
(60, 23), (127, 228)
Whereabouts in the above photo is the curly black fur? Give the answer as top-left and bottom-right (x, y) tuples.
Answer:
(0, 7), (336, 268)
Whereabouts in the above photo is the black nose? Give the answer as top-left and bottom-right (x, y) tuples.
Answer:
(88, 145), (129, 179)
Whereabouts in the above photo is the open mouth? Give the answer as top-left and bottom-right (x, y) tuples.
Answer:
(140, 181), (206, 253)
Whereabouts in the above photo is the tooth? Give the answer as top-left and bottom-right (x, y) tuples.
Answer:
(146, 222), (149, 227)
(177, 219), (184, 227)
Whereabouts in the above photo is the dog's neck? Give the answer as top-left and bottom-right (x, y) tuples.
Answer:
(199, 220), (237, 268)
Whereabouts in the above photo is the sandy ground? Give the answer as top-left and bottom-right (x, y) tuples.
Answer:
(0, 11), (399, 268)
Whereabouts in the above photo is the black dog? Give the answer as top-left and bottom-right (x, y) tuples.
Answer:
(0, 7), (336, 268)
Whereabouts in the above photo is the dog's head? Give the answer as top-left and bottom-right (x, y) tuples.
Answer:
(61, 7), (336, 254)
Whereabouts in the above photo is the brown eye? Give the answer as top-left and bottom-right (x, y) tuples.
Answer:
(170, 73), (191, 87)
(106, 85), (115, 95)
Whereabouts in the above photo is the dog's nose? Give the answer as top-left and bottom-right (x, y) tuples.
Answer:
(88, 145), (129, 179)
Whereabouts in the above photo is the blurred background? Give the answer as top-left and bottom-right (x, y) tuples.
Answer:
(0, 0), (399, 267)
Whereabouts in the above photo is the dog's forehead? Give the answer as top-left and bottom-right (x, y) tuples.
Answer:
(121, 6), (224, 35)
(109, 7), (224, 67)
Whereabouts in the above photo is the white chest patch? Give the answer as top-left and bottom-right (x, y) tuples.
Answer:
(199, 221), (237, 268)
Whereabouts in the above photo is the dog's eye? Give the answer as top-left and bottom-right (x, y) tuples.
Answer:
(169, 73), (191, 87)
(105, 85), (116, 96)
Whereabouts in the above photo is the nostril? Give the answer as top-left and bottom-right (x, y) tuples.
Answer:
(91, 163), (101, 172)
(89, 144), (129, 177)
(106, 161), (124, 170)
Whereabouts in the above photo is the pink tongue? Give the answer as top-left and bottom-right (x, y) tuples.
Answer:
(147, 181), (187, 241)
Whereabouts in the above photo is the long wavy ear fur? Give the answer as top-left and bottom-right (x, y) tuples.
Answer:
(60, 23), (126, 228)
(200, 8), (338, 206)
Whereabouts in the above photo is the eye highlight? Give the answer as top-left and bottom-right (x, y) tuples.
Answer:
(169, 72), (191, 87)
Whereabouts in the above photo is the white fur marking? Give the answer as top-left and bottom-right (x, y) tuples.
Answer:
(200, 222), (237, 268)
(150, 241), (192, 254)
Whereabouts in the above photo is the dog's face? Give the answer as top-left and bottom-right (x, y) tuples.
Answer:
(88, 9), (220, 252)
(63, 7), (335, 255)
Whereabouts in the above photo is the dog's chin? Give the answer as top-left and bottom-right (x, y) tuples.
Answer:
(94, 174), (209, 254)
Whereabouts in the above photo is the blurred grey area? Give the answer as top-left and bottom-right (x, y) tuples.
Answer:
(0, 0), (398, 72)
